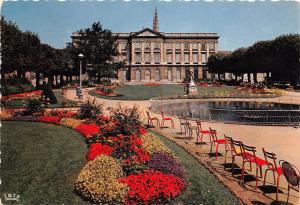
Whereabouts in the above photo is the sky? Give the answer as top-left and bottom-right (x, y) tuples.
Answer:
(2, 1), (299, 51)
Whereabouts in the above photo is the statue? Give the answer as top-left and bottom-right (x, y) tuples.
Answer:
(188, 71), (198, 96)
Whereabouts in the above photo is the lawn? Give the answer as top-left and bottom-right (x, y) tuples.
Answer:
(1, 121), (89, 205)
(3, 90), (79, 108)
(89, 84), (236, 100)
(151, 131), (240, 205)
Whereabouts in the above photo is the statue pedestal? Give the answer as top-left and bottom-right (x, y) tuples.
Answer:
(189, 85), (198, 96)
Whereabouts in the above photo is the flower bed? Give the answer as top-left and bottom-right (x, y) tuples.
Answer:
(1, 104), (186, 204)
(1, 90), (42, 101)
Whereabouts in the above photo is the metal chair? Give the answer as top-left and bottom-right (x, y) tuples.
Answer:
(262, 148), (282, 201)
(241, 143), (268, 189)
(196, 121), (211, 143)
(160, 111), (175, 128)
(178, 115), (188, 134)
(224, 135), (234, 164)
(209, 128), (226, 160)
(185, 120), (198, 140)
(279, 160), (300, 203)
(146, 111), (160, 127)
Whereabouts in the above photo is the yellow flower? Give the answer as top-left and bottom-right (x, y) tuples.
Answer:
(142, 133), (174, 156)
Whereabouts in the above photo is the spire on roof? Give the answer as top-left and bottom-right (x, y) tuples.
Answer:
(153, 7), (159, 32)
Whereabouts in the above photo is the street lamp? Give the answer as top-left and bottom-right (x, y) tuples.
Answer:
(78, 53), (84, 99)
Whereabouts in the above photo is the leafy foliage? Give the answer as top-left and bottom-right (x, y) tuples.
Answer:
(77, 101), (103, 120)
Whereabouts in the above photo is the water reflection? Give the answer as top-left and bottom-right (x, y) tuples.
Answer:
(153, 101), (300, 126)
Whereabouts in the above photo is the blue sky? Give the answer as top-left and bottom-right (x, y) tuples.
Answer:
(2, 1), (299, 51)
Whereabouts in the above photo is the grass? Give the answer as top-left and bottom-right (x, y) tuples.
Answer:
(3, 90), (78, 108)
(150, 131), (241, 205)
(0, 121), (89, 205)
(89, 84), (236, 101)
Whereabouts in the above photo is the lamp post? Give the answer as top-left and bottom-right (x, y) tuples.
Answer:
(78, 53), (84, 99)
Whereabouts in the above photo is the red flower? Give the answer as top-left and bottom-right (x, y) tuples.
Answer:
(87, 143), (114, 161)
(139, 127), (147, 135)
(120, 170), (184, 204)
(37, 116), (61, 124)
(75, 123), (100, 138)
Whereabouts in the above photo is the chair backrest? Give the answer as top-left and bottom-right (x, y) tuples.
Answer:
(280, 160), (300, 190)
(262, 148), (279, 170)
(224, 135), (233, 151)
(241, 143), (257, 160)
(185, 119), (191, 129)
(196, 120), (203, 132)
(209, 127), (218, 141)
(146, 111), (151, 119)
(231, 139), (243, 156)
(161, 111), (165, 118)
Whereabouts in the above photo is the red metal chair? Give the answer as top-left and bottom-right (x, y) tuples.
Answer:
(196, 121), (211, 143)
(241, 143), (268, 189)
(160, 111), (174, 128)
(209, 128), (226, 160)
(146, 111), (160, 127)
(262, 148), (282, 201)
(230, 139), (246, 176)
(279, 160), (300, 204)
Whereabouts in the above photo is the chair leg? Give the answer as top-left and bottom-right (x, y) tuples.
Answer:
(209, 142), (213, 158)
(241, 161), (245, 182)
(216, 144), (219, 160)
(255, 166), (259, 189)
(259, 166), (263, 178)
(263, 169), (270, 187)
(272, 171), (276, 185)
(287, 186), (290, 204)
(232, 156), (236, 175)
(200, 133), (204, 142)
(276, 174), (280, 201)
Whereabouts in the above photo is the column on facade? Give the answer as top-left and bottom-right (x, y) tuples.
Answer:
(181, 66), (186, 81)
(160, 42), (164, 62)
(172, 42), (175, 64)
(206, 42), (210, 79)
(198, 42), (203, 80)
(131, 41), (135, 63)
(181, 42), (184, 64)
(131, 67), (136, 81)
(189, 42), (192, 63)
(150, 42), (153, 64)
(141, 42), (144, 63)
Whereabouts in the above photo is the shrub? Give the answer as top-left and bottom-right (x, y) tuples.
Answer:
(141, 133), (174, 156)
(42, 84), (57, 104)
(120, 170), (184, 204)
(87, 143), (114, 161)
(75, 155), (128, 204)
(75, 123), (100, 138)
(148, 152), (186, 182)
(77, 101), (103, 120)
(1, 78), (34, 96)
(111, 106), (141, 136)
(37, 116), (61, 124)
(60, 117), (83, 129)
(22, 98), (44, 116)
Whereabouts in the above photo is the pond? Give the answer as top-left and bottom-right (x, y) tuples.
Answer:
(152, 101), (300, 126)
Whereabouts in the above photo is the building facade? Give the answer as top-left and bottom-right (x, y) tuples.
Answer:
(72, 9), (219, 83)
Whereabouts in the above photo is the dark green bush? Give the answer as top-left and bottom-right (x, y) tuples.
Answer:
(42, 84), (57, 104)
(1, 78), (34, 96)
(77, 101), (103, 120)
(22, 98), (45, 116)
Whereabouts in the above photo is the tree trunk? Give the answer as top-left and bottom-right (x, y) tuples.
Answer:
(36, 71), (40, 89)
(55, 75), (58, 87)
(247, 73), (251, 83)
(17, 69), (22, 79)
(241, 74), (244, 82)
(253, 72), (258, 83)
(234, 73), (238, 82)
(60, 74), (64, 87)
(49, 74), (54, 87)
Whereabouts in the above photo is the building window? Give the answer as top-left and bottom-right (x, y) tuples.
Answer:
(145, 52), (151, 63)
(209, 42), (215, 51)
(175, 53), (181, 63)
(145, 69), (151, 81)
(201, 43), (206, 51)
(193, 53), (198, 63)
(136, 70), (141, 81)
(167, 68), (172, 81)
(184, 53), (189, 63)
(194, 67), (198, 80)
(184, 43), (189, 50)
(154, 53), (160, 63)
(154, 43), (160, 49)
(166, 43), (172, 50)
(144, 42), (150, 49)
(135, 53), (141, 63)
(155, 69), (160, 81)
(135, 42), (142, 51)
(175, 43), (181, 50)
(201, 53), (206, 63)
(192, 43), (198, 50)
(176, 68), (181, 81)
(167, 53), (172, 63)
